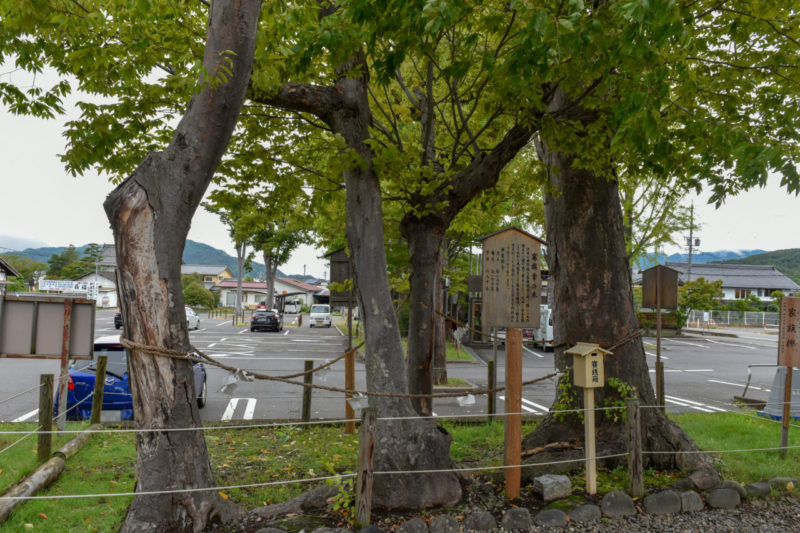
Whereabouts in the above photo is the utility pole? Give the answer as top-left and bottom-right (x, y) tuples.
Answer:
(685, 204), (700, 282)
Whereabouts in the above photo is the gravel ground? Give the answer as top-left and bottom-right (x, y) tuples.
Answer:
(556, 498), (800, 533)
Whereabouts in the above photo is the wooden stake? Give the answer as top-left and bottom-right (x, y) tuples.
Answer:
(505, 327), (522, 499)
(56, 299), (73, 431)
(37, 374), (54, 462)
(781, 366), (793, 459)
(302, 360), (313, 424)
(626, 395), (644, 498)
(584, 387), (597, 495)
(354, 407), (377, 528)
(90, 355), (108, 425)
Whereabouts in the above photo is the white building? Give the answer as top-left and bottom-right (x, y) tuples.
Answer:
(663, 262), (799, 302)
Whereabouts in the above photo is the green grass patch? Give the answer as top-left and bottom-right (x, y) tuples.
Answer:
(672, 411), (800, 484)
(3, 411), (798, 531)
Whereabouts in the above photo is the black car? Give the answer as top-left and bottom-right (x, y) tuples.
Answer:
(114, 311), (123, 329)
(251, 310), (283, 332)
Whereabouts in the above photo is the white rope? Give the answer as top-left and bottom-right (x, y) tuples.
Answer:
(0, 426), (40, 455)
(0, 473), (355, 501)
(0, 383), (47, 406)
(645, 445), (800, 455)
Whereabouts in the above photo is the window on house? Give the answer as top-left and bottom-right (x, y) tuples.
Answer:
(204, 276), (213, 282)
(735, 288), (751, 299)
(226, 293), (235, 306)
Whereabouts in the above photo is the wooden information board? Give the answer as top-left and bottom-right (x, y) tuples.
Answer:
(778, 297), (800, 367)
(480, 227), (544, 329)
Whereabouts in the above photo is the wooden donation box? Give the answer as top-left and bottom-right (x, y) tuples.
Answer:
(567, 343), (608, 388)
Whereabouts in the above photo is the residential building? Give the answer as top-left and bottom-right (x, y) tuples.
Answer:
(662, 262), (799, 302)
(71, 271), (119, 307)
(181, 265), (234, 289)
(213, 277), (329, 308)
(0, 256), (21, 294)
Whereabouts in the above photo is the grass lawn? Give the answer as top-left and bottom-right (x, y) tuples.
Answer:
(1, 410), (798, 531)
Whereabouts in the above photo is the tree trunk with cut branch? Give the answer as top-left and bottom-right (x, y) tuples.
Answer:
(524, 88), (713, 480)
(103, 2), (261, 531)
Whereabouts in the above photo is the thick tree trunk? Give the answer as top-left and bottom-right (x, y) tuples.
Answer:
(402, 218), (446, 414)
(433, 239), (448, 385)
(103, 2), (260, 532)
(264, 252), (276, 308)
(330, 63), (462, 511)
(523, 88), (712, 478)
(235, 241), (246, 315)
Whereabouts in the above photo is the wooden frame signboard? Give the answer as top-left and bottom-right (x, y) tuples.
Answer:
(0, 294), (95, 360)
(778, 297), (800, 368)
(480, 227), (544, 329)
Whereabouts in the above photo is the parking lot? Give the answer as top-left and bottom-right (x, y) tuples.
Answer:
(0, 308), (785, 423)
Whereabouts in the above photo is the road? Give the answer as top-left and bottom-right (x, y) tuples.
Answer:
(0, 310), (786, 423)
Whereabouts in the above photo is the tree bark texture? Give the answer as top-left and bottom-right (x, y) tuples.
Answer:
(235, 241), (247, 315)
(524, 88), (710, 476)
(264, 252), (276, 308)
(433, 238), (448, 385)
(103, 2), (261, 532)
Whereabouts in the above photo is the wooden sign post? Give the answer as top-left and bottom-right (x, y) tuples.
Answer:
(778, 297), (800, 458)
(641, 265), (679, 413)
(566, 343), (610, 495)
(480, 227), (544, 499)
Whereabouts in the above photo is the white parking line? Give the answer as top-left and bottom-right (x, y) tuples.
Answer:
(499, 395), (538, 413)
(664, 339), (708, 349)
(13, 409), (39, 422)
(238, 329), (249, 334)
(645, 351), (670, 360)
(521, 397), (550, 412)
(522, 346), (544, 358)
(221, 398), (257, 421)
(284, 330), (289, 336)
(664, 395), (725, 413)
(706, 339), (756, 350)
(708, 379), (770, 392)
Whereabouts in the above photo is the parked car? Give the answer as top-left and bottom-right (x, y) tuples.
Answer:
(495, 327), (535, 343)
(309, 304), (332, 328)
(251, 310), (283, 332)
(55, 335), (207, 421)
(185, 306), (200, 330)
(257, 301), (267, 311)
(114, 311), (122, 329)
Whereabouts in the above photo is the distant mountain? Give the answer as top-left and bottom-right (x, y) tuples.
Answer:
(0, 234), (47, 252)
(6, 240), (287, 279)
(636, 249), (767, 270)
(714, 248), (800, 284)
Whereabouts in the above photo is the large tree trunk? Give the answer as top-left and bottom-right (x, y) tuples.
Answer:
(235, 241), (247, 315)
(524, 88), (712, 479)
(402, 217), (446, 414)
(433, 239), (448, 385)
(331, 58), (462, 511)
(263, 251), (276, 308)
(103, 2), (261, 531)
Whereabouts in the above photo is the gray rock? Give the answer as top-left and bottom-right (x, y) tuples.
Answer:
(769, 477), (798, 490)
(681, 491), (704, 512)
(463, 511), (497, 532)
(360, 527), (388, 533)
(255, 529), (288, 533)
(706, 488), (741, 509)
(532, 474), (572, 502)
(533, 508), (568, 527)
(397, 518), (428, 533)
(500, 507), (532, 531)
(569, 504), (601, 523)
(312, 529), (350, 533)
(429, 515), (459, 533)
(643, 490), (681, 515)
(745, 482), (772, 498)
(601, 490), (636, 517)
(669, 477), (697, 491)
(690, 467), (721, 491)
(718, 480), (746, 499)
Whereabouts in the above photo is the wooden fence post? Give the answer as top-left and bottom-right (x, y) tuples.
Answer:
(301, 360), (313, 424)
(487, 360), (496, 420)
(505, 328), (522, 499)
(37, 374), (54, 462)
(626, 395), (644, 498)
(354, 407), (377, 529)
(90, 355), (108, 425)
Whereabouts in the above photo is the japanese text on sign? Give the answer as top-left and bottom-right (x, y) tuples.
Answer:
(779, 297), (800, 367)
(481, 228), (542, 328)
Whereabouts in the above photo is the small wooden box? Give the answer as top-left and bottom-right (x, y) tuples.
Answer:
(566, 343), (610, 389)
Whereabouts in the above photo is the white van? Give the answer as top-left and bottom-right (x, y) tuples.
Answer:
(309, 304), (332, 328)
(284, 300), (301, 314)
(534, 306), (554, 351)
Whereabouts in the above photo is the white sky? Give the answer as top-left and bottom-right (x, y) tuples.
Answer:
(1, 67), (798, 274)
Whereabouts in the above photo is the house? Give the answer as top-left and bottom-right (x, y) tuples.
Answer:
(181, 265), (234, 289)
(0, 256), (22, 294)
(213, 277), (329, 308)
(72, 271), (119, 307)
(660, 262), (799, 302)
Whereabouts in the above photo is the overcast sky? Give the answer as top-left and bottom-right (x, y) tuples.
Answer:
(1, 68), (798, 275)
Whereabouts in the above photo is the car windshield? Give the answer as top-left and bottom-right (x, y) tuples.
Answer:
(255, 311), (276, 317)
(89, 343), (128, 376)
(311, 305), (329, 314)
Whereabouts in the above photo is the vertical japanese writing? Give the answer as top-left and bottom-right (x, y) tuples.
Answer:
(779, 298), (800, 367)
